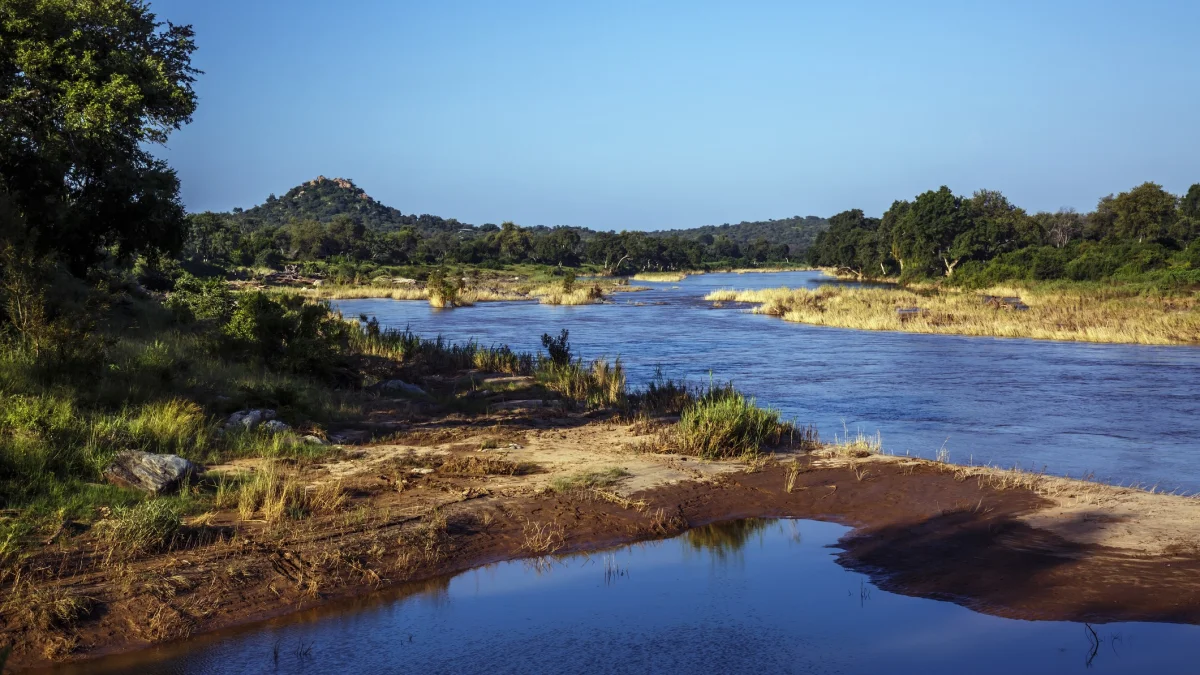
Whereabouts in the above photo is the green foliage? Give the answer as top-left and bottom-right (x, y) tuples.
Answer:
(0, 0), (198, 273)
(675, 388), (789, 459)
(540, 329), (572, 368)
(164, 273), (235, 322)
(222, 293), (352, 376)
(811, 182), (1200, 287)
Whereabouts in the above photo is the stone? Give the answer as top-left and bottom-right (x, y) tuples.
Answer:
(375, 380), (427, 396)
(103, 450), (203, 495)
(223, 409), (277, 431)
(491, 400), (562, 411)
(301, 435), (327, 445)
(261, 419), (291, 433)
(328, 429), (372, 445)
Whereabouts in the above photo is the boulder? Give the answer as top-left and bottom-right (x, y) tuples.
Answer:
(261, 419), (291, 433)
(300, 435), (327, 445)
(103, 450), (203, 495)
(224, 409), (277, 431)
(328, 429), (372, 445)
(376, 380), (427, 396)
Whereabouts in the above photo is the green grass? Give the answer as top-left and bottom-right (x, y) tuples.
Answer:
(95, 500), (183, 557)
(674, 389), (791, 459)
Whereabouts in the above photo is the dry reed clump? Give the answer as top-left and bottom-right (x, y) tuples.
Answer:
(539, 358), (627, 408)
(521, 519), (565, 554)
(532, 284), (606, 305)
(95, 500), (183, 557)
(816, 429), (883, 459)
(2, 581), (95, 633)
(439, 454), (539, 476)
(704, 284), (1200, 345)
(233, 463), (346, 523)
(632, 271), (689, 282)
(548, 467), (629, 494)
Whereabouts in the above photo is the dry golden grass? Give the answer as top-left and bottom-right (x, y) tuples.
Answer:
(530, 284), (607, 305)
(632, 271), (689, 282)
(705, 284), (1200, 345)
(299, 279), (640, 306)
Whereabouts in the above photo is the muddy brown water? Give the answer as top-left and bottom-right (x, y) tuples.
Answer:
(336, 271), (1200, 493)
(46, 519), (1200, 674)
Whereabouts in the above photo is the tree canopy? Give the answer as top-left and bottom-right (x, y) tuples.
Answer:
(0, 0), (199, 273)
(809, 182), (1200, 286)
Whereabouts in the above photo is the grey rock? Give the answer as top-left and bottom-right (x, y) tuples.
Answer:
(301, 435), (327, 445)
(103, 450), (203, 495)
(261, 419), (291, 433)
(376, 380), (427, 396)
(224, 409), (277, 431)
(328, 429), (372, 445)
(491, 399), (563, 411)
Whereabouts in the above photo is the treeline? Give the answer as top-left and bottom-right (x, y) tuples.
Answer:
(183, 213), (795, 275)
(649, 215), (829, 253)
(808, 182), (1200, 287)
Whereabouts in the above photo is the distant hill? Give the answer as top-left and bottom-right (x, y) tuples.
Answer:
(233, 176), (468, 234)
(649, 216), (829, 252)
(226, 177), (827, 253)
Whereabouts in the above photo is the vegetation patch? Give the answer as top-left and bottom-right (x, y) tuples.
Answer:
(707, 284), (1200, 345)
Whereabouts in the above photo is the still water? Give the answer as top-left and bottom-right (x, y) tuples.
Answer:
(335, 271), (1200, 493)
(60, 519), (1198, 674)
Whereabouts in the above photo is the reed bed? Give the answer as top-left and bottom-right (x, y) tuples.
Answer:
(632, 271), (688, 282)
(705, 284), (1200, 345)
(302, 281), (622, 306)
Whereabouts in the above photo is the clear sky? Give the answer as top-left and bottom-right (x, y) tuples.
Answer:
(151, 0), (1199, 229)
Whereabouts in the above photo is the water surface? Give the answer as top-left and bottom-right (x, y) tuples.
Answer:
(61, 519), (1198, 674)
(335, 271), (1200, 492)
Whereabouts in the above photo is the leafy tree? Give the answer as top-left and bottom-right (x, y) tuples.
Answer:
(1110, 182), (1177, 243)
(0, 0), (198, 274)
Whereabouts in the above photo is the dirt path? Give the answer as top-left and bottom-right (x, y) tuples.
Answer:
(5, 415), (1200, 671)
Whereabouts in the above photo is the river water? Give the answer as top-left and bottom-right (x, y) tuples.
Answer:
(57, 519), (1199, 674)
(334, 271), (1200, 493)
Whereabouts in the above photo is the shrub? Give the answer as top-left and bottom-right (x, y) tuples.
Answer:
(165, 273), (235, 322)
(97, 500), (183, 556)
(541, 329), (572, 367)
(675, 390), (789, 459)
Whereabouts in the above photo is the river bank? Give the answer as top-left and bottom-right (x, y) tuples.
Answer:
(706, 282), (1200, 345)
(6, 407), (1200, 671)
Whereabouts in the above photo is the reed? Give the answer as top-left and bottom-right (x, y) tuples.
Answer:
(531, 284), (606, 305)
(705, 283), (1200, 345)
(632, 271), (689, 282)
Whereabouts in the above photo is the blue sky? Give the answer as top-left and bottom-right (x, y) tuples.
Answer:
(152, 0), (1199, 229)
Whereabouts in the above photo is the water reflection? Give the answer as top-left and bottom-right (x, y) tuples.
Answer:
(55, 518), (1200, 675)
(683, 517), (773, 562)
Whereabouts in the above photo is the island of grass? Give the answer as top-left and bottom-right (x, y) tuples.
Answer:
(706, 280), (1200, 345)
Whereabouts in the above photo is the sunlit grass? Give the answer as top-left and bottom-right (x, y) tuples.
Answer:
(706, 283), (1200, 345)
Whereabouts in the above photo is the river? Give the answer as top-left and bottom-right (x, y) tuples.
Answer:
(333, 271), (1200, 493)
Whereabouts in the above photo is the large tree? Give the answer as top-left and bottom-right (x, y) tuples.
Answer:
(0, 0), (198, 273)
(1109, 182), (1177, 243)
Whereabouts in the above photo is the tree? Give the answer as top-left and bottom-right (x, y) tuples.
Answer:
(0, 0), (199, 274)
(1110, 182), (1177, 243)
(904, 186), (969, 276)
(1182, 184), (1200, 221)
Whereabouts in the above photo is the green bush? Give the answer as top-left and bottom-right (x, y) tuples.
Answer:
(165, 273), (235, 322)
(675, 390), (788, 459)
